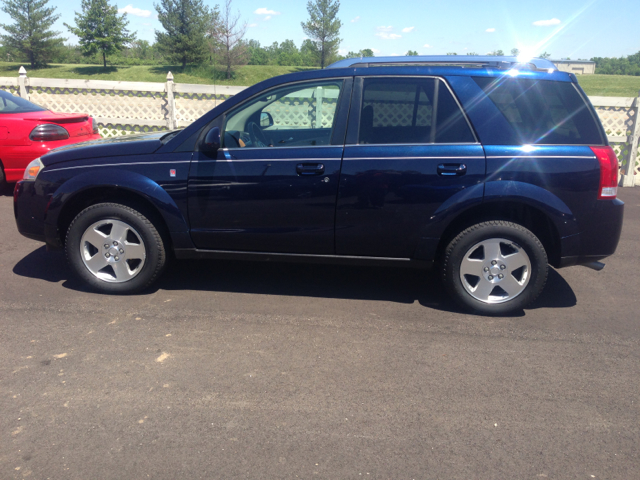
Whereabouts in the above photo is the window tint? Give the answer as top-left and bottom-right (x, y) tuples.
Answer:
(473, 76), (603, 145)
(223, 81), (343, 148)
(358, 78), (475, 145)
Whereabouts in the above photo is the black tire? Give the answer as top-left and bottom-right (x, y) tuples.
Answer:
(65, 203), (167, 294)
(0, 163), (6, 192)
(441, 221), (548, 315)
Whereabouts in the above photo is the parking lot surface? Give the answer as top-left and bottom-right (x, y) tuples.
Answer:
(1, 186), (639, 479)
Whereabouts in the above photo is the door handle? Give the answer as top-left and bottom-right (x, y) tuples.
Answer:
(437, 163), (467, 176)
(296, 163), (325, 175)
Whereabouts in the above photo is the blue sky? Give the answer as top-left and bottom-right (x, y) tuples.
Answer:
(22, 0), (640, 59)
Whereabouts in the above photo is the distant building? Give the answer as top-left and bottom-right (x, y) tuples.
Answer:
(551, 60), (596, 75)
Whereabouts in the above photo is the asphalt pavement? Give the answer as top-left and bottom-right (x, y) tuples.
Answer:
(1, 186), (639, 479)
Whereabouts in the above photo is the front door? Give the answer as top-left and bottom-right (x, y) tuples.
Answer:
(188, 78), (351, 254)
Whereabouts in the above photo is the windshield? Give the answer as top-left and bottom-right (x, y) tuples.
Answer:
(0, 89), (47, 114)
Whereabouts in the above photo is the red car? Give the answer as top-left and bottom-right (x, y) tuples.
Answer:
(0, 89), (102, 187)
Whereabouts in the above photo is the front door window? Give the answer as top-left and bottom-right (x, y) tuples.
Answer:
(223, 81), (343, 149)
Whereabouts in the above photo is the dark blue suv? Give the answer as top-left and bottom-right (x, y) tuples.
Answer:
(14, 56), (624, 314)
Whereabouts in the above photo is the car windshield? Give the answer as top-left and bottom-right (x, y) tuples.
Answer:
(0, 89), (47, 114)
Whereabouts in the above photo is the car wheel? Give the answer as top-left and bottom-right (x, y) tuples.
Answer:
(65, 203), (167, 294)
(441, 221), (548, 315)
(0, 163), (5, 191)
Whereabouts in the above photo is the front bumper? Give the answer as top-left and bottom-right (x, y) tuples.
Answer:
(14, 180), (48, 244)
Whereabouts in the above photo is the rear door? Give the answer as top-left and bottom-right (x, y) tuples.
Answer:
(335, 76), (485, 258)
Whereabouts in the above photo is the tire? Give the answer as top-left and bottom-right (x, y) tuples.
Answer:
(0, 163), (6, 192)
(441, 221), (548, 315)
(65, 203), (167, 294)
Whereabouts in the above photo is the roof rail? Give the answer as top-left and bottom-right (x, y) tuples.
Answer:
(326, 55), (557, 71)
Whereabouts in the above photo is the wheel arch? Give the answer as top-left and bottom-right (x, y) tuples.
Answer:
(47, 170), (189, 250)
(435, 199), (564, 267)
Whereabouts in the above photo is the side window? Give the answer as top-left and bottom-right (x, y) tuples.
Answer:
(223, 80), (343, 148)
(473, 76), (604, 145)
(358, 78), (475, 145)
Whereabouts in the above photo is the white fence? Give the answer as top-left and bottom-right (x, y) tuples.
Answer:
(1, 67), (638, 186)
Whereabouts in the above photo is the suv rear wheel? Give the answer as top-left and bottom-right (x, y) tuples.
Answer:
(65, 203), (167, 294)
(442, 221), (548, 315)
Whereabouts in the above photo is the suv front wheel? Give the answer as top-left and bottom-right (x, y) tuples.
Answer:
(65, 203), (167, 294)
(442, 221), (548, 315)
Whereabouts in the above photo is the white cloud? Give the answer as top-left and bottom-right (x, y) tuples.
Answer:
(423, 44), (431, 48)
(376, 32), (401, 39)
(371, 48), (380, 54)
(248, 23), (258, 27)
(390, 53), (400, 56)
(533, 18), (561, 26)
(254, 8), (280, 15)
(375, 26), (401, 40)
(338, 48), (348, 55)
(118, 4), (152, 17)
(351, 16), (360, 23)
(486, 28), (496, 32)
(402, 27), (414, 33)
(264, 15), (271, 20)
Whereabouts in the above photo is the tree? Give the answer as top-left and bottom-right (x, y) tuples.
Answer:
(216, 0), (247, 79)
(446, 52), (457, 55)
(406, 50), (418, 56)
(247, 39), (268, 65)
(301, 0), (342, 68)
(278, 39), (301, 66)
(539, 51), (551, 59)
(65, 0), (134, 68)
(345, 48), (374, 59)
(510, 48), (520, 57)
(154, 0), (212, 68)
(467, 52), (479, 56)
(0, 0), (64, 68)
(488, 49), (504, 56)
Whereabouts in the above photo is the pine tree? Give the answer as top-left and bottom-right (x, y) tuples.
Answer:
(0, 0), (64, 68)
(64, 0), (135, 68)
(300, 0), (342, 68)
(154, 0), (212, 69)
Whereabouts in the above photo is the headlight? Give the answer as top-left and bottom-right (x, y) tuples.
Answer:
(23, 158), (44, 181)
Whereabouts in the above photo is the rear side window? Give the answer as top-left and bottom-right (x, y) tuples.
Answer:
(358, 78), (475, 145)
(473, 77), (603, 145)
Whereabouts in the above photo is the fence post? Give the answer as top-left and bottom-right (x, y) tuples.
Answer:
(18, 66), (28, 100)
(165, 71), (177, 130)
(621, 91), (640, 187)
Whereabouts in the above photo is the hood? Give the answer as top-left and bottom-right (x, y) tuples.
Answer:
(41, 131), (168, 166)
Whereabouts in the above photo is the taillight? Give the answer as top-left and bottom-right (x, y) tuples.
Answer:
(590, 146), (619, 200)
(91, 116), (99, 134)
(29, 124), (70, 141)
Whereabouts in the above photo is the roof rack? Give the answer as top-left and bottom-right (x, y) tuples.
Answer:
(326, 55), (557, 71)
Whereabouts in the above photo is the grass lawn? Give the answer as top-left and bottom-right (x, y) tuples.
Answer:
(576, 74), (640, 97)
(0, 62), (317, 86)
(2, 62), (639, 97)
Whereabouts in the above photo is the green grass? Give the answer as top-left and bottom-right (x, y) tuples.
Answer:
(0, 62), (317, 86)
(577, 74), (640, 97)
(2, 62), (639, 96)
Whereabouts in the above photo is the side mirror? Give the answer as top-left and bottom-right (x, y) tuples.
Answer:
(202, 126), (221, 153)
(260, 112), (274, 128)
